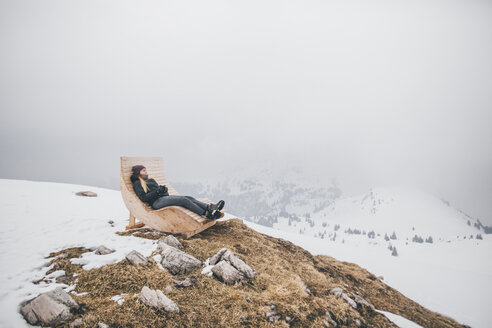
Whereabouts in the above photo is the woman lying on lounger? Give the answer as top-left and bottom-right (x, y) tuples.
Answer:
(130, 165), (225, 220)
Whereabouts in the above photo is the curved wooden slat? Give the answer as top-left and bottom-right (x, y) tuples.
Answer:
(120, 156), (217, 238)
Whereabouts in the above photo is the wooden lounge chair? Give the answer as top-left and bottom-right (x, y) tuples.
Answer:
(120, 156), (218, 239)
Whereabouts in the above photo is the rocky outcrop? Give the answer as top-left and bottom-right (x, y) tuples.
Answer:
(353, 293), (375, 310)
(20, 287), (79, 326)
(173, 276), (197, 288)
(161, 235), (183, 249)
(125, 250), (149, 266)
(95, 245), (114, 255)
(209, 248), (256, 284)
(27, 219), (469, 328)
(159, 243), (203, 275)
(211, 260), (247, 284)
(139, 286), (179, 312)
(209, 248), (228, 265)
(329, 288), (375, 312)
(330, 287), (357, 309)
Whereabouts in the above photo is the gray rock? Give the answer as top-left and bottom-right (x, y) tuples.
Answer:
(355, 318), (362, 327)
(342, 294), (357, 309)
(173, 276), (197, 288)
(162, 235), (183, 249)
(75, 191), (97, 197)
(125, 250), (149, 266)
(329, 287), (344, 297)
(20, 287), (79, 326)
(329, 288), (357, 309)
(70, 318), (83, 327)
(156, 240), (173, 253)
(98, 322), (109, 328)
(211, 260), (247, 284)
(325, 311), (337, 327)
(352, 293), (374, 310)
(164, 285), (173, 293)
(95, 245), (114, 255)
(139, 286), (179, 312)
(160, 246), (203, 275)
(220, 249), (256, 280)
(209, 248), (256, 282)
(209, 248), (228, 265)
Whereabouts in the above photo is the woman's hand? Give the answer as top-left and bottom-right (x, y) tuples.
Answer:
(159, 185), (168, 194)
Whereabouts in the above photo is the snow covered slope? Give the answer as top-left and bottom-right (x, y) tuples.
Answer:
(0, 179), (150, 326)
(0, 179), (489, 327)
(0, 179), (234, 327)
(275, 186), (484, 242)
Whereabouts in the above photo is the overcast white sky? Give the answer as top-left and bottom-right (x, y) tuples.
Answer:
(1, 0), (491, 223)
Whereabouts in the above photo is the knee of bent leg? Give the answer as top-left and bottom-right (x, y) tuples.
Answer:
(175, 197), (190, 206)
(181, 197), (194, 205)
(151, 201), (161, 209)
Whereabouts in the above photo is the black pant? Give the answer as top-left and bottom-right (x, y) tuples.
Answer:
(152, 195), (208, 215)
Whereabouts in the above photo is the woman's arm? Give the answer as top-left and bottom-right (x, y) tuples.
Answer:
(133, 181), (160, 203)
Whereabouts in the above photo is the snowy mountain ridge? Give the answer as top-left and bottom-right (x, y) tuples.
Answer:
(304, 186), (483, 240)
(173, 174), (485, 242)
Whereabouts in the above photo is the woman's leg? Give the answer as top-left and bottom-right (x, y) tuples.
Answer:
(183, 195), (209, 211)
(152, 195), (207, 216)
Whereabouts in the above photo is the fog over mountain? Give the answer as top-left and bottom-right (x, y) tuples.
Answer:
(1, 0), (491, 223)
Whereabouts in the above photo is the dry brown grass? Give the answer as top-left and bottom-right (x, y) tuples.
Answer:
(45, 218), (469, 328)
(116, 228), (167, 240)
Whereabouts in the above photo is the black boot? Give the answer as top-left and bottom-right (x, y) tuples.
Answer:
(208, 202), (219, 213)
(205, 204), (216, 219)
(213, 210), (225, 219)
(217, 200), (225, 211)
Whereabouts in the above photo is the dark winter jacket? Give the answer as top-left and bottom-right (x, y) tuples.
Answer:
(131, 174), (165, 206)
